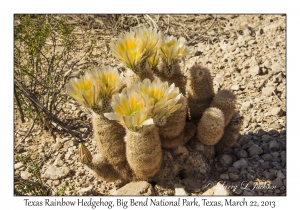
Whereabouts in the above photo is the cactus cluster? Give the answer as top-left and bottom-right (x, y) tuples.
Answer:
(67, 26), (243, 184)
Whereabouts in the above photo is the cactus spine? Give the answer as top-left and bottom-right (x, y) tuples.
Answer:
(186, 65), (215, 123)
(197, 107), (225, 146)
(210, 89), (237, 126)
(125, 125), (162, 179)
(215, 112), (243, 155)
(92, 111), (132, 181)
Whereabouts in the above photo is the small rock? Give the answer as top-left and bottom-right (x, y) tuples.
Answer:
(229, 173), (239, 181)
(78, 186), (93, 196)
(20, 171), (31, 180)
(269, 140), (280, 152)
(262, 154), (273, 161)
(247, 82), (255, 89)
(174, 184), (188, 196)
(263, 171), (275, 180)
(281, 151), (286, 165)
(270, 62), (283, 73)
(249, 66), (261, 75)
(220, 154), (232, 166)
(243, 190), (255, 196)
(261, 162), (270, 170)
(42, 165), (70, 180)
(262, 86), (276, 96)
(231, 84), (240, 91)
(53, 142), (63, 151)
(262, 59), (271, 68)
(202, 182), (229, 196)
(239, 135), (250, 145)
(112, 181), (154, 196)
(271, 107), (284, 116)
(248, 144), (263, 156)
(237, 150), (248, 158)
(14, 162), (24, 170)
(276, 171), (286, 179)
(52, 180), (61, 186)
(233, 158), (248, 169)
(241, 102), (252, 110)
(261, 135), (274, 142)
(272, 178), (283, 188)
(220, 174), (229, 180)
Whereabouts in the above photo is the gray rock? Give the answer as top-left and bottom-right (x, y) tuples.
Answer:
(261, 135), (274, 142)
(220, 174), (229, 180)
(239, 135), (250, 145)
(220, 154), (232, 166)
(233, 158), (248, 169)
(237, 150), (248, 158)
(281, 151), (286, 165)
(248, 144), (263, 156)
(42, 165), (70, 180)
(276, 171), (286, 179)
(112, 181), (154, 196)
(78, 186), (93, 196)
(272, 178), (283, 188)
(229, 173), (239, 181)
(269, 140), (280, 152)
(262, 154), (273, 161)
(261, 162), (270, 170)
(263, 171), (275, 180)
(262, 86), (276, 96)
(243, 190), (255, 196)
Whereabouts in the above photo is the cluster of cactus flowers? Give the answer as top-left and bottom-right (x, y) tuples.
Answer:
(66, 26), (243, 183)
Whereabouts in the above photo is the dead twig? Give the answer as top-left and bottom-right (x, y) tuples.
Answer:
(187, 15), (218, 45)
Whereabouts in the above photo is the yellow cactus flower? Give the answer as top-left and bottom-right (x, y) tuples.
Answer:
(134, 78), (182, 120)
(104, 88), (154, 132)
(160, 35), (191, 66)
(66, 72), (100, 108)
(90, 66), (124, 99)
(147, 49), (160, 68)
(131, 26), (161, 58)
(110, 27), (161, 72)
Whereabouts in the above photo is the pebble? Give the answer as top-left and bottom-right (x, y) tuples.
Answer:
(268, 140), (280, 152)
(261, 135), (274, 142)
(231, 84), (240, 91)
(263, 171), (275, 180)
(241, 102), (252, 110)
(42, 165), (70, 180)
(20, 171), (31, 180)
(270, 62), (283, 73)
(249, 66), (261, 75)
(112, 181), (154, 196)
(14, 162), (24, 170)
(271, 107), (284, 116)
(262, 154), (273, 161)
(220, 154), (232, 166)
(276, 171), (286, 179)
(243, 190), (255, 196)
(262, 86), (276, 96)
(233, 158), (248, 169)
(237, 150), (248, 158)
(272, 178), (283, 188)
(174, 184), (188, 196)
(229, 173), (239, 181)
(248, 144), (263, 156)
(220, 174), (229, 180)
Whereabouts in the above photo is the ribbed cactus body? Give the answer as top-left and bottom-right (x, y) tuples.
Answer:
(92, 111), (132, 181)
(210, 89), (237, 126)
(87, 154), (122, 182)
(155, 62), (186, 95)
(125, 66), (154, 89)
(160, 122), (196, 148)
(197, 107), (225, 146)
(215, 112), (243, 155)
(186, 65), (215, 122)
(125, 125), (162, 179)
(158, 95), (187, 138)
